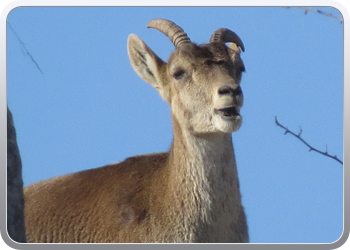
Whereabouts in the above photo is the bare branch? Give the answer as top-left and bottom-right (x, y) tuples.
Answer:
(275, 116), (343, 165)
(7, 22), (43, 74)
(286, 7), (343, 23)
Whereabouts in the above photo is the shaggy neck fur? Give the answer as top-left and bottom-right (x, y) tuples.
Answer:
(163, 115), (242, 242)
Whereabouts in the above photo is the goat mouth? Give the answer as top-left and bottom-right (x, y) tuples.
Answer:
(214, 107), (240, 119)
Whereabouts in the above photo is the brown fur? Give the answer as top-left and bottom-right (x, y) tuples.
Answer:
(24, 20), (248, 243)
(25, 153), (171, 242)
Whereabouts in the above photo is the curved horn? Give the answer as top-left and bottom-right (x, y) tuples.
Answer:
(209, 28), (245, 52)
(147, 18), (191, 48)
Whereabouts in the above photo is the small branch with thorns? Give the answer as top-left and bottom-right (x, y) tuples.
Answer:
(275, 116), (343, 165)
(286, 7), (343, 23)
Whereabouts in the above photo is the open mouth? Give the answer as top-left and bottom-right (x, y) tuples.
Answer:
(214, 107), (240, 119)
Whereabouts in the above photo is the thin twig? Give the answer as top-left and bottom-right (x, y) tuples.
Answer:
(275, 116), (343, 165)
(286, 7), (343, 23)
(7, 22), (43, 74)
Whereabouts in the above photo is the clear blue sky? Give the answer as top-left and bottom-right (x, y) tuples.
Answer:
(6, 7), (343, 243)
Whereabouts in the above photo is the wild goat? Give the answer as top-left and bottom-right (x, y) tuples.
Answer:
(24, 18), (248, 243)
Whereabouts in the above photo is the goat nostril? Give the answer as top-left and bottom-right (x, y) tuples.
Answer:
(218, 86), (243, 97)
(218, 86), (235, 95)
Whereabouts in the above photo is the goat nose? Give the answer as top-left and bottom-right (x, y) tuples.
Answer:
(218, 86), (242, 96)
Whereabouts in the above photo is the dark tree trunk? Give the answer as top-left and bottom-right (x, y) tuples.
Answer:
(7, 107), (26, 243)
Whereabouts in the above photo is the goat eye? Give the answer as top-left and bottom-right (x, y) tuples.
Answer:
(173, 69), (186, 80)
(205, 60), (225, 66)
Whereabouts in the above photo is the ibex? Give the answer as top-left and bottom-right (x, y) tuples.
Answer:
(24, 18), (248, 243)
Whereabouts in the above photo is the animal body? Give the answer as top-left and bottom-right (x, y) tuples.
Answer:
(24, 18), (248, 243)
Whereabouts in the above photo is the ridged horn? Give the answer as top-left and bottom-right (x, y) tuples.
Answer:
(147, 18), (191, 48)
(209, 28), (245, 52)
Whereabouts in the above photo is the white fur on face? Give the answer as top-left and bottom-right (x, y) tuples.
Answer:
(170, 64), (243, 135)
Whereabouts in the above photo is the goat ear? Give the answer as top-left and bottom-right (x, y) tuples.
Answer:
(127, 34), (167, 91)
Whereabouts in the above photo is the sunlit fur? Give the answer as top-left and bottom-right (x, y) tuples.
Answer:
(166, 42), (244, 134)
(24, 23), (248, 243)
